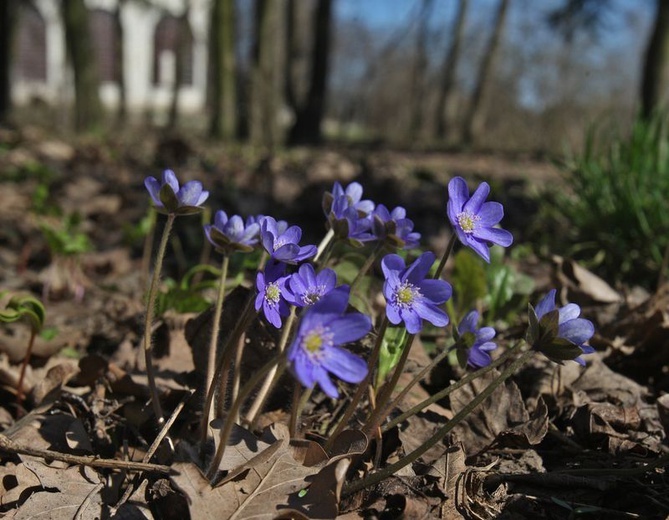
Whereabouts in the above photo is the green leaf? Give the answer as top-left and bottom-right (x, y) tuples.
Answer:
(377, 326), (408, 387)
(451, 249), (487, 317)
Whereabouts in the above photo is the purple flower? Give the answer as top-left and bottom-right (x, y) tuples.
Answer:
(260, 217), (317, 264)
(381, 252), (451, 334)
(255, 260), (291, 328)
(144, 169), (209, 215)
(328, 199), (375, 246)
(287, 289), (371, 398)
(369, 205), (421, 250)
(283, 263), (339, 307)
(204, 210), (260, 254)
(527, 289), (595, 365)
(455, 310), (497, 369)
(328, 182), (375, 216)
(446, 177), (512, 262)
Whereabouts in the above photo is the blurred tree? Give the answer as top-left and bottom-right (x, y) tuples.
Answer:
(209, 0), (237, 139)
(62, 0), (102, 131)
(641, 0), (669, 118)
(407, 0), (434, 143)
(284, 0), (310, 123)
(462, 0), (511, 145)
(250, 0), (284, 147)
(168, 5), (190, 129)
(0, 0), (17, 125)
(549, 0), (667, 118)
(287, 0), (333, 145)
(433, 0), (468, 142)
(113, 0), (126, 124)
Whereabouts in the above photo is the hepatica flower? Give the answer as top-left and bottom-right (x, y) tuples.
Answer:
(527, 289), (595, 365)
(260, 216), (317, 264)
(447, 176), (512, 262)
(287, 289), (371, 398)
(323, 182), (375, 245)
(144, 169), (209, 215)
(381, 252), (451, 334)
(255, 260), (290, 328)
(283, 263), (339, 307)
(204, 210), (260, 254)
(370, 205), (421, 250)
(455, 310), (497, 369)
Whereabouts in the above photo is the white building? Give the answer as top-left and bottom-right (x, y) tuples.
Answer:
(13, 0), (210, 116)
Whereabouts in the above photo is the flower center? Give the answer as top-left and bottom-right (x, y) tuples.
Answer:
(394, 282), (420, 308)
(265, 283), (281, 305)
(457, 211), (480, 233)
(302, 326), (333, 354)
(303, 285), (325, 305)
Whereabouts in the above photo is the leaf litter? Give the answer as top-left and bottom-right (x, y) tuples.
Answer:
(0, 130), (667, 519)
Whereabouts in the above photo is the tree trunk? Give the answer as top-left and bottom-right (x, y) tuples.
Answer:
(168, 8), (189, 129)
(62, 0), (102, 131)
(0, 0), (17, 125)
(287, 0), (333, 146)
(209, 0), (237, 139)
(114, 0), (126, 125)
(407, 0), (433, 144)
(462, 0), (510, 145)
(249, 0), (284, 148)
(433, 0), (468, 142)
(641, 0), (669, 118)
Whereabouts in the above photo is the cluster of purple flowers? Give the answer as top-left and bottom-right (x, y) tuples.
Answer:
(145, 170), (596, 401)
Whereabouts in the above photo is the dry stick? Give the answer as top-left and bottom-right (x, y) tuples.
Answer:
(205, 255), (229, 428)
(198, 292), (256, 449)
(112, 390), (194, 513)
(206, 354), (287, 481)
(16, 329), (37, 409)
(343, 349), (535, 497)
(382, 343), (520, 433)
(325, 317), (389, 451)
(0, 434), (173, 474)
(142, 212), (176, 426)
(245, 306), (297, 426)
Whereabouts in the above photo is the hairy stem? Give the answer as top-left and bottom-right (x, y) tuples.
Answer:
(142, 212), (176, 425)
(205, 255), (229, 428)
(325, 317), (389, 450)
(344, 348), (535, 496)
(16, 329), (36, 410)
(434, 233), (457, 280)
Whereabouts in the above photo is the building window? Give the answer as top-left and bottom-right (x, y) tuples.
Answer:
(16, 3), (47, 82)
(153, 15), (194, 87)
(90, 9), (120, 83)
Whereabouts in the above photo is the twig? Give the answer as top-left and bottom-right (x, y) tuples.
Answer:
(0, 434), (173, 474)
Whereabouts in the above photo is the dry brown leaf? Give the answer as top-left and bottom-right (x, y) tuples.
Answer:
(450, 369), (548, 456)
(6, 460), (103, 520)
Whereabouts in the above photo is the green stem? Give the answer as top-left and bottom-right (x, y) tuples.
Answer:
(350, 242), (385, 295)
(344, 348), (535, 497)
(205, 255), (229, 428)
(325, 317), (389, 450)
(206, 353), (286, 480)
(362, 331), (416, 436)
(382, 343), (520, 433)
(245, 306), (297, 426)
(289, 383), (313, 438)
(142, 212), (176, 425)
(434, 233), (457, 280)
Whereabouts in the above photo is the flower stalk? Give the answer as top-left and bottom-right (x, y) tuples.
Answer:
(142, 212), (176, 425)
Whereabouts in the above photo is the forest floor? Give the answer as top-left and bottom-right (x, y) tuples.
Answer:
(0, 126), (668, 519)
